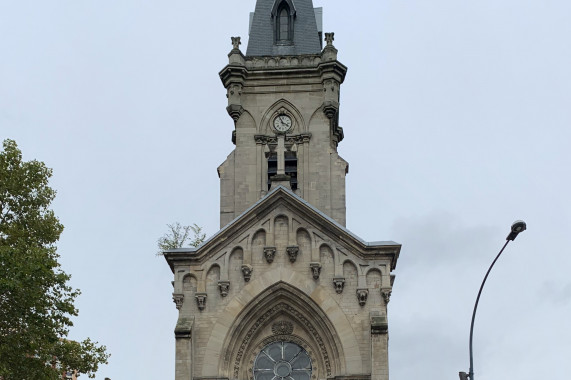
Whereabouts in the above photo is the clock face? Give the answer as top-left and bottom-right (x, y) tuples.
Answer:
(273, 115), (292, 132)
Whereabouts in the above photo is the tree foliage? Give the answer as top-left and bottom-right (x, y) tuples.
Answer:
(0, 139), (109, 379)
(157, 222), (206, 255)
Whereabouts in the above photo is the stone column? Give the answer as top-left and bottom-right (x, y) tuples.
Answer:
(371, 313), (389, 380)
(175, 317), (194, 380)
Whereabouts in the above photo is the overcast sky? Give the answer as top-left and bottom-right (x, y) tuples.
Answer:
(1, 1), (570, 379)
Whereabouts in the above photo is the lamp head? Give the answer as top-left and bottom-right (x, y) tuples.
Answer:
(506, 220), (526, 241)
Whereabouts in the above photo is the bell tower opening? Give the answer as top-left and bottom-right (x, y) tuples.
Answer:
(267, 150), (298, 191)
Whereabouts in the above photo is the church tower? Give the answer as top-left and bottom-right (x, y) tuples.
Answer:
(164, 1), (401, 380)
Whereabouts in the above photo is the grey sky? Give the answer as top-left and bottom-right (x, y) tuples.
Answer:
(1, 1), (570, 379)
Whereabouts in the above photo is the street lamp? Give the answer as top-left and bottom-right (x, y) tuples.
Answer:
(459, 220), (527, 380)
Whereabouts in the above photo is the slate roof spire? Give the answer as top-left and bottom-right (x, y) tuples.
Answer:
(247, 0), (323, 56)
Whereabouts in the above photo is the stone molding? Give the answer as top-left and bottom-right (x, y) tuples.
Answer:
(174, 316), (194, 339)
(164, 188), (401, 270)
(226, 104), (244, 122)
(332, 376), (372, 380)
(322, 100), (338, 119)
(244, 54), (322, 70)
(370, 315), (388, 335)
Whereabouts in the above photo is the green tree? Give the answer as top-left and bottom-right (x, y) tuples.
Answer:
(157, 222), (206, 255)
(0, 139), (109, 379)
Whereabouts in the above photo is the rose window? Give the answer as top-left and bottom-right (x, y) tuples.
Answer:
(253, 341), (312, 380)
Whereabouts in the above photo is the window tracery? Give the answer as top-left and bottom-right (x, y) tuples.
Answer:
(254, 341), (312, 380)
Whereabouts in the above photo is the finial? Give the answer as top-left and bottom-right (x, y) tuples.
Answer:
(231, 36), (241, 50)
(324, 32), (334, 47)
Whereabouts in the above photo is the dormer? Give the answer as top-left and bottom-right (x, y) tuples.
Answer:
(272, 0), (296, 45)
(247, 0), (322, 56)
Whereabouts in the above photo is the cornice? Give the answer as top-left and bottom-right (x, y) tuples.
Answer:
(219, 56), (347, 85)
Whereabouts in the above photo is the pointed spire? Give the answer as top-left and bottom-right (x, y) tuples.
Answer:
(247, 0), (322, 56)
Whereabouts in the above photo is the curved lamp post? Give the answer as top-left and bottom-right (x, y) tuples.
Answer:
(459, 220), (527, 380)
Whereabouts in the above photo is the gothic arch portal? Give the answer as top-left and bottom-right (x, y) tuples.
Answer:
(199, 268), (364, 379)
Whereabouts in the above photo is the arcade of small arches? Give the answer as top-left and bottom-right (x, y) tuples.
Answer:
(173, 213), (393, 314)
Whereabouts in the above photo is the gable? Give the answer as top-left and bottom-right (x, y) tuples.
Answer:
(164, 186), (400, 273)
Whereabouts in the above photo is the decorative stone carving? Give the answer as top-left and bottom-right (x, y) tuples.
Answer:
(381, 289), (392, 305)
(325, 32), (334, 46)
(371, 315), (388, 335)
(333, 277), (345, 294)
(271, 320), (294, 335)
(264, 246), (276, 264)
(172, 293), (184, 310)
(226, 104), (244, 122)
(195, 293), (207, 311)
(241, 264), (253, 282)
(231, 36), (241, 50)
(218, 281), (230, 297)
(219, 57), (246, 123)
(322, 101), (338, 119)
(254, 133), (312, 146)
(356, 289), (369, 306)
(310, 262), (322, 280)
(233, 302), (332, 378)
(286, 246), (299, 263)
(244, 54), (322, 70)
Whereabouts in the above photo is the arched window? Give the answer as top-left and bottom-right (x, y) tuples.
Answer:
(275, 1), (293, 44)
(278, 8), (289, 41)
(254, 341), (312, 380)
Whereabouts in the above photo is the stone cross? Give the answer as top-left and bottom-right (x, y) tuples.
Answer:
(324, 32), (334, 46)
(231, 36), (241, 50)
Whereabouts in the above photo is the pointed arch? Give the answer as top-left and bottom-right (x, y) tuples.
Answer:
(199, 267), (363, 378)
(271, 0), (297, 17)
(271, 0), (296, 43)
(260, 98), (306, 134)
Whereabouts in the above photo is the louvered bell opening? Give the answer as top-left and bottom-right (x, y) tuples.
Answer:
(267, 153), (278, 190)
(285, 151), (298, 190)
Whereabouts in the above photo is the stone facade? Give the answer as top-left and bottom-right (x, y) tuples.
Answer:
(218, 32), (347, 228)
(164, 2), (401, 380)
(165, 189), (400, 380)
